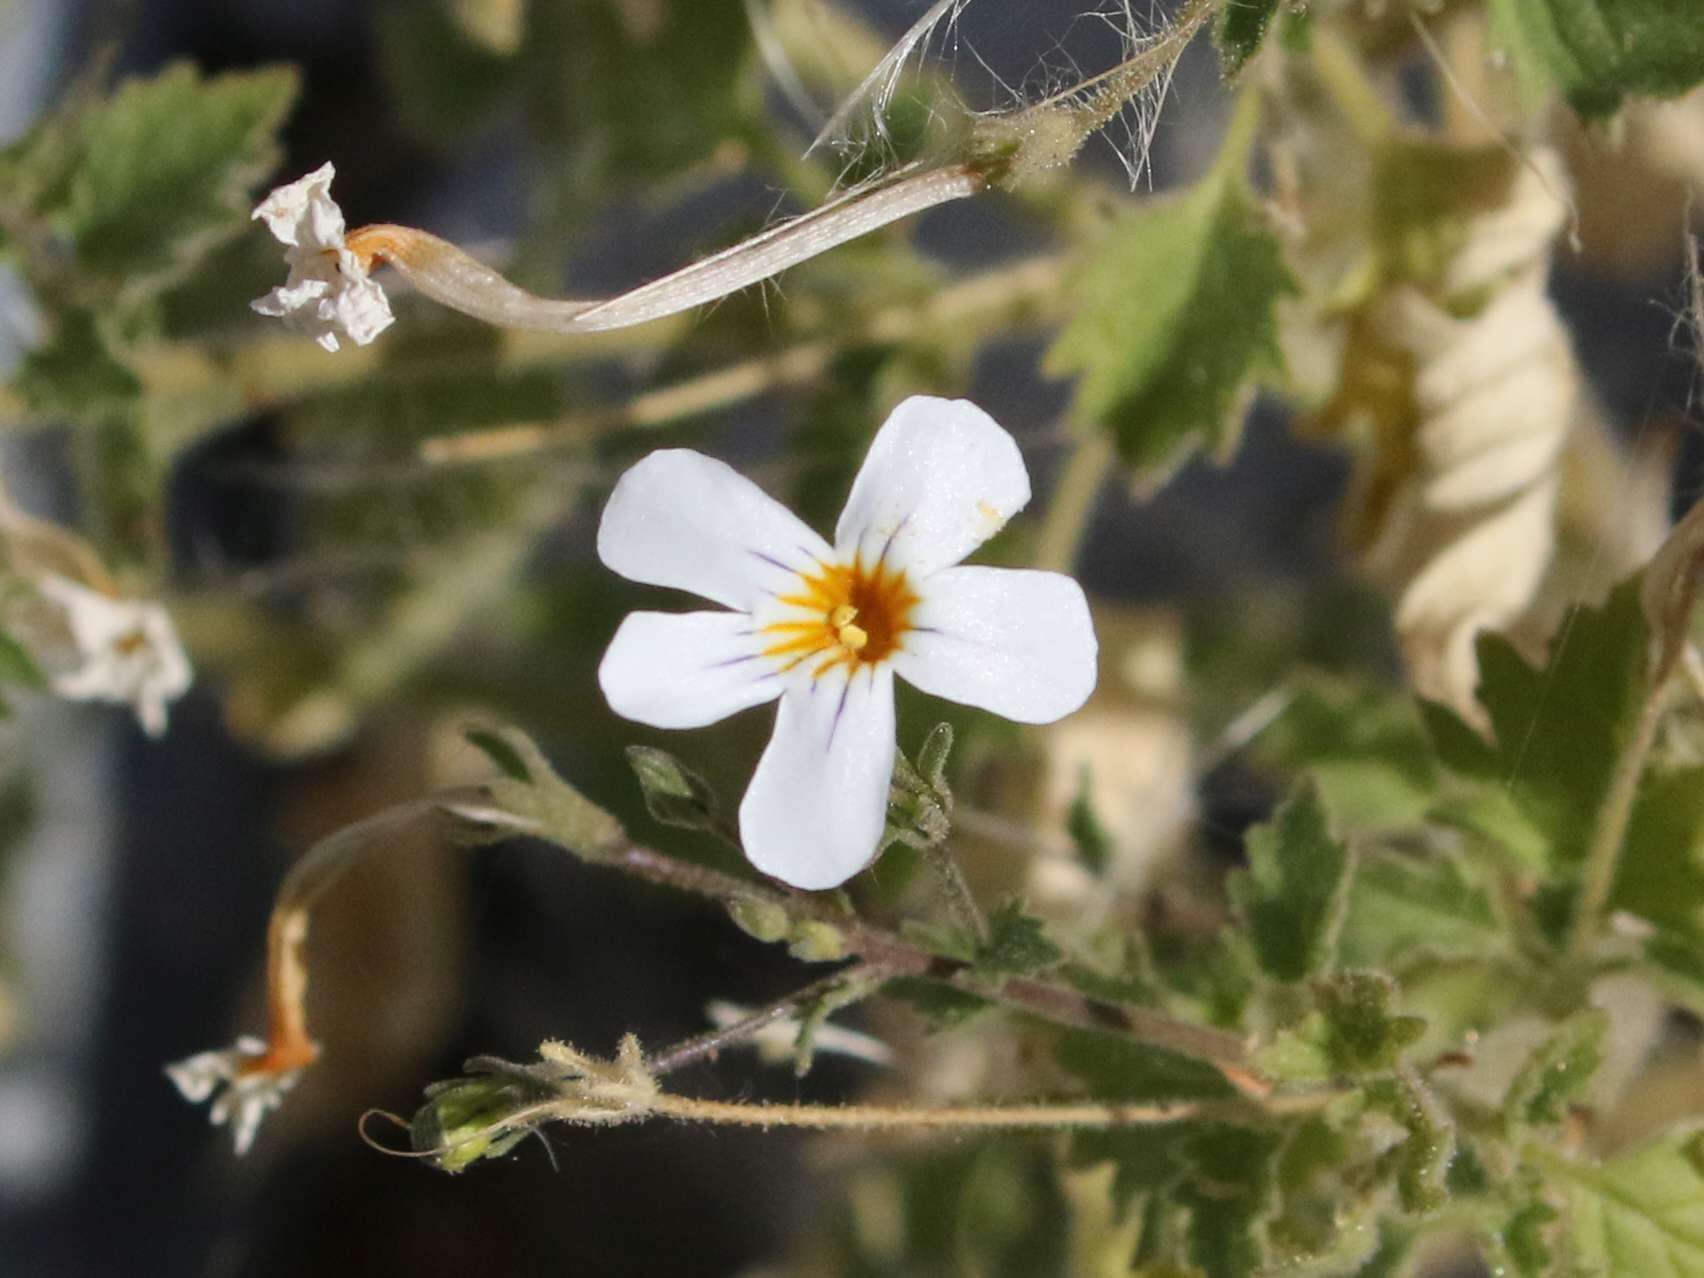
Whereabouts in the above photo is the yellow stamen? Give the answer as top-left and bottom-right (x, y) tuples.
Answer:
(759, 556), (918, 677)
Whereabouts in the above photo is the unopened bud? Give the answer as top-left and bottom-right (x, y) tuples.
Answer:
(626, 745), (721, 833)
(411, 1073), (546, 1174)
(727, 893), (791, 943)
(788, 920), (846, 963)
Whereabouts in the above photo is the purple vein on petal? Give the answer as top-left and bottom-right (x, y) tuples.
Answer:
(749, 548), (801, 575)
(824, 676), (853, 755)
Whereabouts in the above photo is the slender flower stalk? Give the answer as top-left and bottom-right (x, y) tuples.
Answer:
(248, 1), (1210, 349)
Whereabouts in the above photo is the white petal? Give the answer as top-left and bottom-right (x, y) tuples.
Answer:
(326, 252), (395, 347)
(835, 397), (1031, 577)
(598, 450), (830, 611)
(739, 667), (896, 890)
(893, 566), (1097, 724)
(252, 162), (340, 248)
(600, 611), (785, 729)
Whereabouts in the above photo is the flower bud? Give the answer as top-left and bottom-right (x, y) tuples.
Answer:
(727, 893), (791, 943)
(626, 745), (722, 833)
(788, 920), (847, 963)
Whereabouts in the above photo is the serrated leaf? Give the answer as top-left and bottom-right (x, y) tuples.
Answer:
(1497, 1199), (1562, 1277)
(1317, 970), (1426, 1076)
(1174, 1125), (1282, 1278)
(66, 63), (298, 289)
(1230, 785), (1353, 983)
(1257, 675), (1439, 833)
(977, 899), (1063, 976)
(13, 309), (141, 423)
(1422, 580), (1650, 903)
(1366, 1071), (1455, 1216)
(1488, 0), (1704, 119)
(1216, 0), (1281, 78)
(1542, 1125), (1704, 1276)
(1504, 1011), (1607, 1132)
(1337, 851), (1503, 969)
(1045, 99), (1293, 485)
(1054, 1028), (1241, 1104)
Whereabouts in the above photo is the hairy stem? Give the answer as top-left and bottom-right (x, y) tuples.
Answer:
(605, 841), (1258, 1084)
(923, 842), (990, 946)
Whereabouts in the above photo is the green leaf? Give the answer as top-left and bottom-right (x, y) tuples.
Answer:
(1488, 0), (1704, 118)
(884, 977), (991, 1030)
(13, 309), (141, 423)
(1495, 1199), (1562, 1278)
(1229, 785), (1353, 983)
(1423, 580), (1650, 895)
(1069, 1121), (1201, 1216)
(1543, 1125), (1704, 1276)
(1260, 971), (1441, 1082)
(1174, 1125), (1282, 1278)
(66, 63), (298, 289)
(1066, 763), (1114, 875)
(1503, 1010), (1607, 1132)
(0, 628), (44, 690)
(1216, 0), (1281, 78)
(1365, 1071), (1455, 1216)
(1337, 851), (1504, 969)
(1054, 1028), (1241, 1104)
(1615, 766), (1704, 942)
(977, 899), (1063, 976)
(1045, 97), (1293, 486)
(1256, 675), (1439, 833)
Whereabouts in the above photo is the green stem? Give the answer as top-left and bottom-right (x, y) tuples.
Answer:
(1034, 428), (1114, 574)
(603, 841), (1259, 1084)
(924, 842), (990, 947)
(1566, 671), (1671, 960)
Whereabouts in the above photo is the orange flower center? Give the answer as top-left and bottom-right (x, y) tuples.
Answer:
(762, 557), (919, 678)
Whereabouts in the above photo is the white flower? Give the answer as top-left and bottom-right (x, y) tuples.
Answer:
(34, 573), (192, 737)
(250, 162), (394, 352)
(165, 1036), (304, 1156)
(597, 396), (1098, 889)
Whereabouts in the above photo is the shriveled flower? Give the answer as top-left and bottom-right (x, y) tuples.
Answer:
(598, 396), (1098, 889)
(165, 1036), (306, 1156)
(250, 162), (394, 352)
(33, 573), (192, 737)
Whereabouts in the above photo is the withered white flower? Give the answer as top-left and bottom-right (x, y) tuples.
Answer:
(597, 396), (1098, 889)
(34, 573), (192, 737)
(165, 1036), (304, 1156)
(250, 162), (394, 352)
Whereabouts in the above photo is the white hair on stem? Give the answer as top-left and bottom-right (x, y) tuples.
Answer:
(809, 0), (973, 155)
